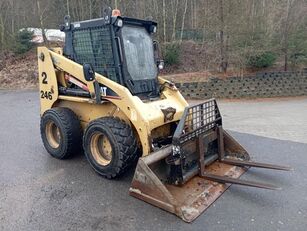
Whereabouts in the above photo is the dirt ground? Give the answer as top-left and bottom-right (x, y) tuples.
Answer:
(0, 51), (245, 90)
(0, 50), (38, 89)
(0, 41), (289, 89)
(0, 48), (214, 89)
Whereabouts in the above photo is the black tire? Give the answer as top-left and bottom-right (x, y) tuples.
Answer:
(40, 108), (82, 159)
(83, 117), (138, 179)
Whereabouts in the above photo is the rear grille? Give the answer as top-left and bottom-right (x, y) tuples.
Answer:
(173, 99), (222, 145)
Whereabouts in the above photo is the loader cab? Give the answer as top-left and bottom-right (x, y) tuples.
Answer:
(61, 8), (161, 99)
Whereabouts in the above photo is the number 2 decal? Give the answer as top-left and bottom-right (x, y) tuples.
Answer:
(42, 72), (48, 84)
(40, 72), (52, 100)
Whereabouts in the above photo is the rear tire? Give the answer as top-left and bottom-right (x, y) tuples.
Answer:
(83, 117), (138, 179)
(40, 108), (82, 159)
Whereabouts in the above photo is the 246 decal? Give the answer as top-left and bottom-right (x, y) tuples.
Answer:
(40, 90), (52, 100)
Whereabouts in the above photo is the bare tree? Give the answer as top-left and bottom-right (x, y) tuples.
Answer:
(36, 0), (48, 45)
(180, 0), (188, 43)
(171, 0), (179, 41)
(162, 0), (166, 43)
(276, 0), (307, 71)
(0, 0), (307, 73)
(218, 0), (228, 73)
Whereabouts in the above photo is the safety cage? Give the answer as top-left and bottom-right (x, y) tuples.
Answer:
(60, 12), (159, 97)
(173, 99), (222, 146)
(168, 99), (223, 184)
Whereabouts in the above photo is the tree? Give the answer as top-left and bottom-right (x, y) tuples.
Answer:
(180, 0), (188, 43)
(279, 0), (306, 71)
(0, 0), (307, 73)
(36, 0), (48, 45)
(218, 0), (228, 73)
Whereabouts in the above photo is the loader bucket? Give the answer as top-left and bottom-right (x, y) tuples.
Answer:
(129, 99), (291, 222)
(130, 131), (249, 222)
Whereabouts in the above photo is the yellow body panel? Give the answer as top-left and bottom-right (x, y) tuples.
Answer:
(38, 47), (188, 155)
(55, 100), (129, 129)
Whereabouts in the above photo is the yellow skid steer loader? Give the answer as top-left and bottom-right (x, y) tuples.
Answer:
(38, 8), (291, 222)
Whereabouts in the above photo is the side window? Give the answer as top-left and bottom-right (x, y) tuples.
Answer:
(91, 28), (118, 83)
(73, 30), (95, 65)
(72, 27), (119, 83)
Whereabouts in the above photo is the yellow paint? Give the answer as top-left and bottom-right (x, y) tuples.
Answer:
(38, 47), (189, 156)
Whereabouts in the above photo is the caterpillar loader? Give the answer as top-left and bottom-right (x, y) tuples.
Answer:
(38, 8), (291, 222)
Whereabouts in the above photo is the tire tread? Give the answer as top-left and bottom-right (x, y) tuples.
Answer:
(84, 117), (139, 178)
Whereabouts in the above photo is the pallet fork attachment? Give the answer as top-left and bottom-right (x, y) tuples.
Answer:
(130, 99), (291, 222)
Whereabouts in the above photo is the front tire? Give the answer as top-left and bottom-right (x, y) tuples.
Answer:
(83, 117), (138, 179)
(40, 108), (82, 159)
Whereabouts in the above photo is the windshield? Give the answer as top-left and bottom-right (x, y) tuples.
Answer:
(122, 26), (157, 80)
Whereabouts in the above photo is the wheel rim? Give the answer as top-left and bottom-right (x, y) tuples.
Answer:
(45, 121), (61, 149)
(90, 132), (113, 166)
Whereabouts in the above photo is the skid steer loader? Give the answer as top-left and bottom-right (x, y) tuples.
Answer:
(38, 8), (291, 222)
